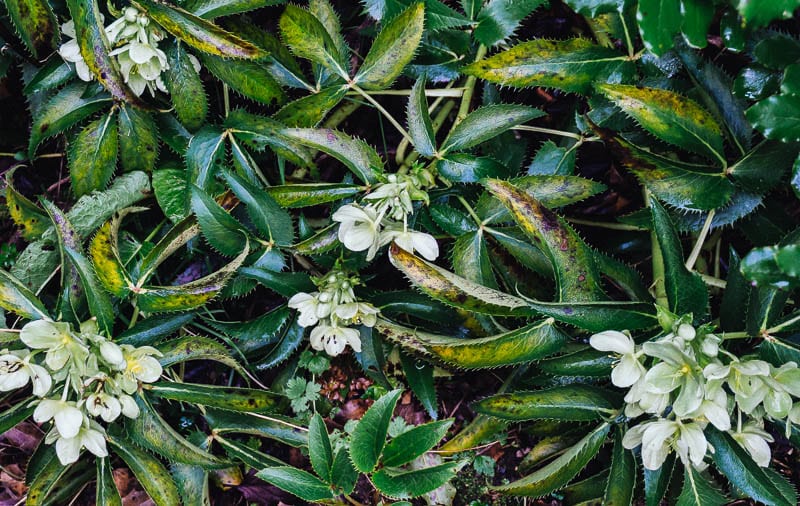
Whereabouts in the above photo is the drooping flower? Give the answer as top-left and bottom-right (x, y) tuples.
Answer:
(334, 301), (380, 327)
(0, 350), (51, 396)
(117, 345), (163, 394)
(641, 341), (704, 417)
(332, 204), (383, 260)
(58, 21), (93, 82)
(704, 359), (771, 414)
(20, 320), (88, 371)
(46, 418), (108, 465)
(379, 224), (439, 261)
(589, 330), (645, 388)
(84, 392), (122, 422)
(623, 419), (709, 470)
(732, 422), (774, 467)
(288, 292), (323, 327)
(309, 323), (362, 356)
(34, 399), (84, 439)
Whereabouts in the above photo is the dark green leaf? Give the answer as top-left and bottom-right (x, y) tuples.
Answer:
(108, 433), (182, 506)
(278, 3), (348, 80)
(442, 105), (544, 154)
(255, 467), (335, 501)
(118, 105), (158, 173)
(186, 0), (285, 18)
(69, 113), (118, 196)
(164, 42), (207, 131)
(747, 94), (800, 143)
(3, 0), (58, 58)
(677, 465), (728, 506)
(729, 141), (797, 193)
(371, 462), (461, 499)
(146, 382), (281, 413)
(220, 169), (294, 245)
(308, 413), (333, 482)
(198, 53), (285, 105)
(273, 86), (347, 127)
(350, 389), (402, 473)
(266, 183), (362, 208)
(636, 0), (681, 56)
(407, 76), (436, 157)
(604, 426), (636, 506)
(400, 352), (437, 419)
(474, 385), (618, 421)
(190, 186), (248, 256)
(474, 0), (548, 46)
(283, 128), (382, 183)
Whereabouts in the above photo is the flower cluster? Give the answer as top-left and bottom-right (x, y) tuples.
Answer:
(0, 319), (162, 464)
(332, 167), (439, 261)
(59, 7), (197, 96)
(591, 314), (800, 471)
(288, 268), (379, 357)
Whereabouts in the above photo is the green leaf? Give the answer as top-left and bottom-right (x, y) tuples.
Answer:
(452, 230), (496, 289)
(266, 183), (362, 208)
(538, 347), (614, 377)
(215, 435), (287, 468)
(273, 86), (347, 127)
(435, 154), (510, 182)
(604, 426), (636, 506)
(442, 105), (544, 154)
(42, 200), (115, 334)
(330, 447), (358, 494)
(146, 382), (281, 413)
(376, 318), (566, 369)
(198, 53), (285, 105)
(308, 413), (333, 482)
(256, 467), (335, 502)
(350, 389), (403, 473)
(3, 0), (58, 58)
(681, 0), (713, 48)
(23, 57), (75, 95)
(650, 197), (709, 319)
(65, 0), (149, 108)
(128, 394), (230, 469)
(278, 3), (348, 80)
(463, 38), (632, 95)
(644, 454), (676, 506)
(706, 426), (796, 506)
(69, 113), (118, 196)
(117, 312), (196, 346)
(157, 335), (245, 376)
(134, 0), (264, 58)
(224, 109), (314, 168)
(0, 400), (34, 435)
(206, 304), (290, 355)
(399, 352), (437, 419)
(206, 408), (307, 447)
(96, 457), (122, 506)
(474, 385), (618, 422)
(599, 133), (734, 211)
(562, 469), (610, 505)
(741, 244), (800, 289)
(737, 0), (800, 28)
(381, 420), (453, 467)
(473, 0), (548, 46)
(89, 213), (135, 297)
(354, 3), (425, 89)
(486, 179), (605, 302)
(598, 84), (725, 163)
(746, 94), (800, 143)
(5, 168), (49, 240)
(728, 141), (796, 193)
(407, 76), (436, 157)
(187, 126), (227, 190)
(190, 186), (248, 256)
(388, 243), (535, 316)
(107, 433), (182, 506)
(677, 465), (727, 506)
(491, 423), (609, 496)
(153, 169), (190, 223)
(283, 128), (383, 183)
(118, 106), (159, 173)
(25, 446), (71, 505)
(0, 268), (49, 320)
(164, 42), (207, 131)
(186, 0), (285, 18)
(220, 169), (294, 245)
(636, 0), (681, 55)
(28, 82), (112, 158)
(371, 462), (461, 499)
(477, 175), (606, 223)
(171, 461), (209, 506)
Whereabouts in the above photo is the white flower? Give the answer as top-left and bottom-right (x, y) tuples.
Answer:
(332, 204), (383, 260)
(119, 394), (140, 418)
(642, 341), (704, 417)
(0, 350), (51, 396)
(335, 301), (379, 327)
(85, 392), (122, 422)
(117, 345), (163, 394)
(98, 340), (125, 369)
(49, 420), (108, 465)
(623, 419), (709, 470)
(112, 41), (169, 96)
(20, 319), (88, 371)
(704, 359), (771, 414)
(589, 330), (645, 388)
(288, 292), (322, 327)
(309, 323), (362, 356)
(732, 422), (774, 467)
(58, 21), (93, 82)
(379, 225), (439, 261)
(34, 400), (84, 439)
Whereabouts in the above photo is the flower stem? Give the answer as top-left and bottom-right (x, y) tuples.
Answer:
(347, 88), (465, 97)
(512, 125), (584, 141)
(350, 84), (414, 144)
(566, 217), (646, 231)
(454, 44), (487, 126)
(685, 210), (715, 270)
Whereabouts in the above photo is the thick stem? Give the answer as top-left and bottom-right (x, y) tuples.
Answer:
(454, 44), (487, 126)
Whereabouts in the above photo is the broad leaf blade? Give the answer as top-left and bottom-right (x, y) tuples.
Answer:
(3, 0), (58, 58)
(371, 462), (461, 499)
(676, 465), (727, 506)
(407, 75), (436, 156)
(474, 385), (619, 421)
(0, 268), (49, 320)
(68, 112), (118, 196)
(354, 3), (425, 90)
(107, 433), (182, 506)
(220, 169), (294, 245)
(442, 105), (544, 153)
(117, 106), (159, 173)
(283, 128), (382, 183)
(89, 214), (135, 297)
(308, 413), (333, 482)
(198, 53), (285, 105)
(279, 4), (348, 80)
(146, 382), (281, 413)
(164, 41), (208, 131)
(350, 389), (402, 473)
(255, 467), (335, 502)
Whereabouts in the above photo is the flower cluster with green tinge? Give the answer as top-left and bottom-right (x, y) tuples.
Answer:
(332, 167), (439, 262)
(591, 313), (800, 471)
(288, 268), (380, 357)
(59, 6), (199, 96)
(0, 319), (162, 464)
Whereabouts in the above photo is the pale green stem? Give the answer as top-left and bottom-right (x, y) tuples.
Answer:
(457, 195), (483, 226)
(685, 210), (715, 270)
(619, 10), (635, 58)
(513, 125), (584, 141)
(454, 44), (487, 126)
(700, 273), (726, 289)
(350, 84), (413, 144)
(566, 217), (646, 231)
(347, 88), (466, 97)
